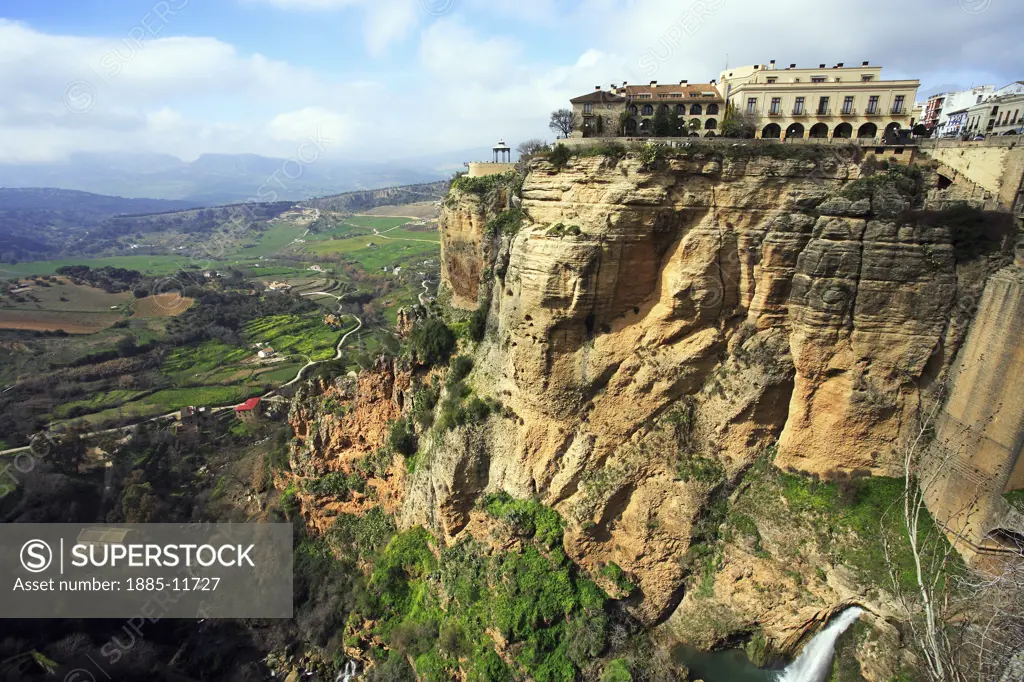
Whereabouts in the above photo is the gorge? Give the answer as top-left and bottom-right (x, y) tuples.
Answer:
(285, 140), (1023, 681)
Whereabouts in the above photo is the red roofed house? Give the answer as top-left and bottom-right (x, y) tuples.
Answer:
(235, 397), (263, 424)
(569, 80), (724, 138)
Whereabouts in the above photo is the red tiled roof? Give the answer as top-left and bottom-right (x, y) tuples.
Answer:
(235, 397), (261, 412)
(570, 91), (627, 104)
(620, 83), (723, 100)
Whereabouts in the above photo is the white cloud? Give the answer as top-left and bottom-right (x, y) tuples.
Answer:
(1, 0), (1023, 171)
(244, 0), (420, 55)
(418, 18), (521, 83)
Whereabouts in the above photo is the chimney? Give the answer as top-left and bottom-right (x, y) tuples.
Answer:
(837, 62), (844, 67)
(819, 63), (826, 68)
(650, 80), (657, 87)
(679, 79), (688, 85)
(789, 63), (796, 69)
(862, 61), (869, 66)
(710, 78), (716, 85)
(595, 85), (601, 91)
(770, 59), (776, 69)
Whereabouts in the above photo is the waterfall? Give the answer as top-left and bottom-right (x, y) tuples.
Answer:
(776, 607), (864, 682)
(334, 660), (358, 682)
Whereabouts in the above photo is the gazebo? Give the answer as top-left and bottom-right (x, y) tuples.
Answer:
(492, 140), (511, 163)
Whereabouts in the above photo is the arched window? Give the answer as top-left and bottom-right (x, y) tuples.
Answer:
(688, 117), (701, 131)
(706, 103), (719, 115)
(675, 104), (686, 115)
(833, 122), (853, 138)
(857, 122), (877, 138)
(762, 123), (782, 139)
(809, 122), (829, 138)
(705, 118), (717, 130)
(642, 104), (653, 116)
(786, 122), (805, 139)
(624, 117), (638, 134)
(690, 103), (703, 115)
(628, 105), (638, 116)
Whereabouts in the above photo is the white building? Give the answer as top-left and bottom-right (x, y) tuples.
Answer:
(933, 85), (996, 137)
(964, 89), (1024, 137)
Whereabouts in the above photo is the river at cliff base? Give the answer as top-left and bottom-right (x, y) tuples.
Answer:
(672, 645), (781, 682)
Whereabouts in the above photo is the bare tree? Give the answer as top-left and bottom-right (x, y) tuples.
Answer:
(883, 379), (1024, 682)
(549, 109), (579, 139)
(516, 139), (549, 159)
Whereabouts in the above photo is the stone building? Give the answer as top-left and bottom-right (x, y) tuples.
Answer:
(717, 60), (920, 140)
(569, 80), (724, 138)
(234, 397), (262, 424)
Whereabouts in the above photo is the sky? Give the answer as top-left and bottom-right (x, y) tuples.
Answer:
(0, 0), (1021, 166)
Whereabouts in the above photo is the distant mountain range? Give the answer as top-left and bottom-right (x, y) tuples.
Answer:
(0, 152), (453, 206)
(302, 181), (449, 212)
(0, 188), (204, 263)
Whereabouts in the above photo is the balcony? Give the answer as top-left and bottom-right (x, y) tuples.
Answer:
(840, 108), (857, 116)
(768, 109), (781, 116)
(864, 108), (881, 116)
(816, 108), (832, 116)
(890, 108), (905, 115)
(792, 109), (807, 116)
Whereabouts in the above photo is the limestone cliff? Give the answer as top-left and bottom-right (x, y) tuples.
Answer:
(410, 146), (1016, 649)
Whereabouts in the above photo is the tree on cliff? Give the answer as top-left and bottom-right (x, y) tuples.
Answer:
(517, 139), (549, 159)
(549, 109), (579, 139)
(720, 102), (758, 138)
(885, 384), (1023, 682)
(410, 318), (455, 367)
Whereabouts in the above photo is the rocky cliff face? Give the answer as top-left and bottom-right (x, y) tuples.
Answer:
(411, 148), (1012, 647)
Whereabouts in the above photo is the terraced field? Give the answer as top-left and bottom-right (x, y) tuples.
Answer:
(244, 314), (341, 361)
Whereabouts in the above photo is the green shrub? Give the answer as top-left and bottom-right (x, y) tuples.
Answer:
(367, 653), (417, 681)
(484, 492), (565, 548)
(577, 140), (628, 160)
(303, 471), (366, 499)
(548, 143), (572, 170)
(486, 208), (525, 238)
(329, 508), (396, 556)
(599, 562), (636, 594)
(411, 382), (441, 429)
(449, 356), (474, 384)
(389, 417), (417, 456)
(601, 658), (633, 682)
(410, 318), (456, 366)
(392, 619), (439, 657)
(676, 451), (724, 484)
(468, 300), (490, 342)
(468, 646), (513, 682)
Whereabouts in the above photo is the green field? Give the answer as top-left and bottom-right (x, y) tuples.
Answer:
(228, 222), (307, 259)
(0, 255), (191, 277)
(302, 236), (437, 270)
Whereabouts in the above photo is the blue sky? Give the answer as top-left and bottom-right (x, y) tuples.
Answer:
(0, 0), (1021, 166)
